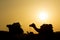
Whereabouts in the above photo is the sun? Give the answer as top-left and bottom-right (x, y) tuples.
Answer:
(39, 13), (48, 20)
(38, 11), (48, 21)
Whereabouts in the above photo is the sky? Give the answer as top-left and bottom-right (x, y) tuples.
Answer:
(0, 0), (60, 33)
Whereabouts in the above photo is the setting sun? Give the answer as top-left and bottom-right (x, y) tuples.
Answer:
(38, 11), (48, 21)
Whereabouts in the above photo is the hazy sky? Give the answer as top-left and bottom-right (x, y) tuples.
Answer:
(0, 0), (60, 33)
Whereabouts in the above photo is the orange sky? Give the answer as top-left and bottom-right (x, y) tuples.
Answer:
(0, 0), (60, 33)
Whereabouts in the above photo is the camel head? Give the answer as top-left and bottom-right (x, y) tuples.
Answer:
(29, 23), (36, 27)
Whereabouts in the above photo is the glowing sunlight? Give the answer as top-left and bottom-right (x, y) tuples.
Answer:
(38, 11), (48, 21)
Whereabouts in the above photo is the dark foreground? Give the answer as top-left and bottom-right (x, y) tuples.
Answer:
(0, 22), (60, 40)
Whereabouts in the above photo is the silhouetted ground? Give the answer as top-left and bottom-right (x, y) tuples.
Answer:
(0, 22), (60, 40)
